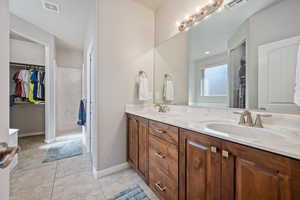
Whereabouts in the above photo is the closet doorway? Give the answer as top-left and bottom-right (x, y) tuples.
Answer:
(9, 32), (48, 142)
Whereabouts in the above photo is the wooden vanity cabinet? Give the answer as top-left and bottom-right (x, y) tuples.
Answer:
(179, 129), (222, 200)
(127, 114), (149, 182)
(127, 114), (300, 200)
(149, 121), (179, 200)
(221, 141), (298, 200)
(180, 129), (300, 200)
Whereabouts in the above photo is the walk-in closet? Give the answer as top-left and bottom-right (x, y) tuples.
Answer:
(9, 32), (46, 138)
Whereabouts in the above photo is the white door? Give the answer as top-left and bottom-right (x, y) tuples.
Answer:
(0, 0), (10, 199)
(258, 35), (300, 112)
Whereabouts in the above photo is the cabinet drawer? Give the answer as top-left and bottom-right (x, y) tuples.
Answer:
(149, 135), (178, 182)
(149, 121), (178, 145)
(149, 165), (178, 200)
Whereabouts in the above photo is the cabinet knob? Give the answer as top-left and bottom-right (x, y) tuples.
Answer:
(155, 182), (167, 192)
(222, 150), (230, 158)
(154, 152), (165, 159)
(210, 146), (218, 153)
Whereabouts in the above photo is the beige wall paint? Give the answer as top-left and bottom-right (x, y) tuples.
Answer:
(56, 47), (83, 134)
(155, 32), (188, 104)
(155, 0), (209, 45)
(56, 47), (83, 69)
(96, 0), (154, 170)
(0, 0), (10, 199)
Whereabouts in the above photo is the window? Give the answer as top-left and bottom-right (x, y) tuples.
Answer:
(201, 64), (228, 96)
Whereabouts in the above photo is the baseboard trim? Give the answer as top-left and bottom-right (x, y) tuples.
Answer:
(18, 132), (44, 138)
(93, 162), (129, 179)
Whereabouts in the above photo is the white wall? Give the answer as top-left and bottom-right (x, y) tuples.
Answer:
(10, 14), (56, 143)
(96, 0), (154, 171)
(155, 0), (208, 45)
(56, 47), (83, 134)
(10, 39), (45, 65)
(0, 0), (10, 199)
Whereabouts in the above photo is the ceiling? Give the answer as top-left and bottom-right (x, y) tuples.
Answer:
(133, 0), (164, 11)
(189, 0), (282, 61)
(9, 0), (94, 50)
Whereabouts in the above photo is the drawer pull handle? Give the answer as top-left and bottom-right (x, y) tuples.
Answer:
(154, 129), (166, 134)
(222, 150), (230, 158)
(154, 152), (165, 159)
(155, 182), (167, 192)
(210, 146), (218, 153)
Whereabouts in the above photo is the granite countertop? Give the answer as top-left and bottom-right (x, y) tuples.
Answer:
(126, 105), (300, 160)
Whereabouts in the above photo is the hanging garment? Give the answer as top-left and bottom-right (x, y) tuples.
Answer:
(138, 74), (150, 101)
(28, 82), (36, 103)
(40, 71), (45, 100)
(295, 44), (300, 106)
(13, 71), (22, 97)
(30, 70), (39, 100)
(37, 71), (45, 100)
(77, 100), (86, 126)
(18, 70), (31, 98)
(163, 80), (174, 101)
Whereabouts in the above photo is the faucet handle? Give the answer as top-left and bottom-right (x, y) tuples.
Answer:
(233, 111), (246, 125)
(254, 114), (272, 128)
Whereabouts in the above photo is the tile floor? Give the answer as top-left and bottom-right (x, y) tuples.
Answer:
(10, 136), (157, 200)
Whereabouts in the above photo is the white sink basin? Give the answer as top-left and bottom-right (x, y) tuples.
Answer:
(205, 123), (285, 141)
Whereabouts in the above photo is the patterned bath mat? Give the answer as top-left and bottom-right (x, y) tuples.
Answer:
(107, 185), (150, 200)
(42, 140), (82, 163)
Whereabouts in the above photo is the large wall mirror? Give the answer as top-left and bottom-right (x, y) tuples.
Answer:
(154, 0), (300, 113)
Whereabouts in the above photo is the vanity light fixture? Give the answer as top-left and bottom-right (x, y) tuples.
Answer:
(205, 51), (211, 55)
(178, 0), (224, 32)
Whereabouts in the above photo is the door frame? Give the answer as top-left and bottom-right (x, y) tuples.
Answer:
(8, 30), (56, 144)
(85, 44), (96, 153)
(0, 0), (10, 199)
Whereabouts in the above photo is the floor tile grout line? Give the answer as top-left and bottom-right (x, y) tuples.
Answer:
(50, 161), (58, 200)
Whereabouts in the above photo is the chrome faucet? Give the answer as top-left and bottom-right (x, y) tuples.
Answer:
(155, 104), (170, 113)
(234, 110), (254, 127)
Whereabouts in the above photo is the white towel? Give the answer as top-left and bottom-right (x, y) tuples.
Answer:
(295, 44), (300, 106)
(138, 75), (150, 101)
(163, 80), (174, 101)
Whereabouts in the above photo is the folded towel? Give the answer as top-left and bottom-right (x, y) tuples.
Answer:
(77, 100), (86, 126)
(295, 44), (300, 106)
(138, 75), (150, 101)
(163, 80), (174, 101)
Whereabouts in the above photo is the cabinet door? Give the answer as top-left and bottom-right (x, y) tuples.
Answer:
(138, 119), (149, 181)
(222, 141), (292, 200)
(128, 117), (138, 169)
(179, 130), (222, 200)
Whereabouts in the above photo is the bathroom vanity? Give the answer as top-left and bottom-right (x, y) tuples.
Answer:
(126, 106), (300, 200)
